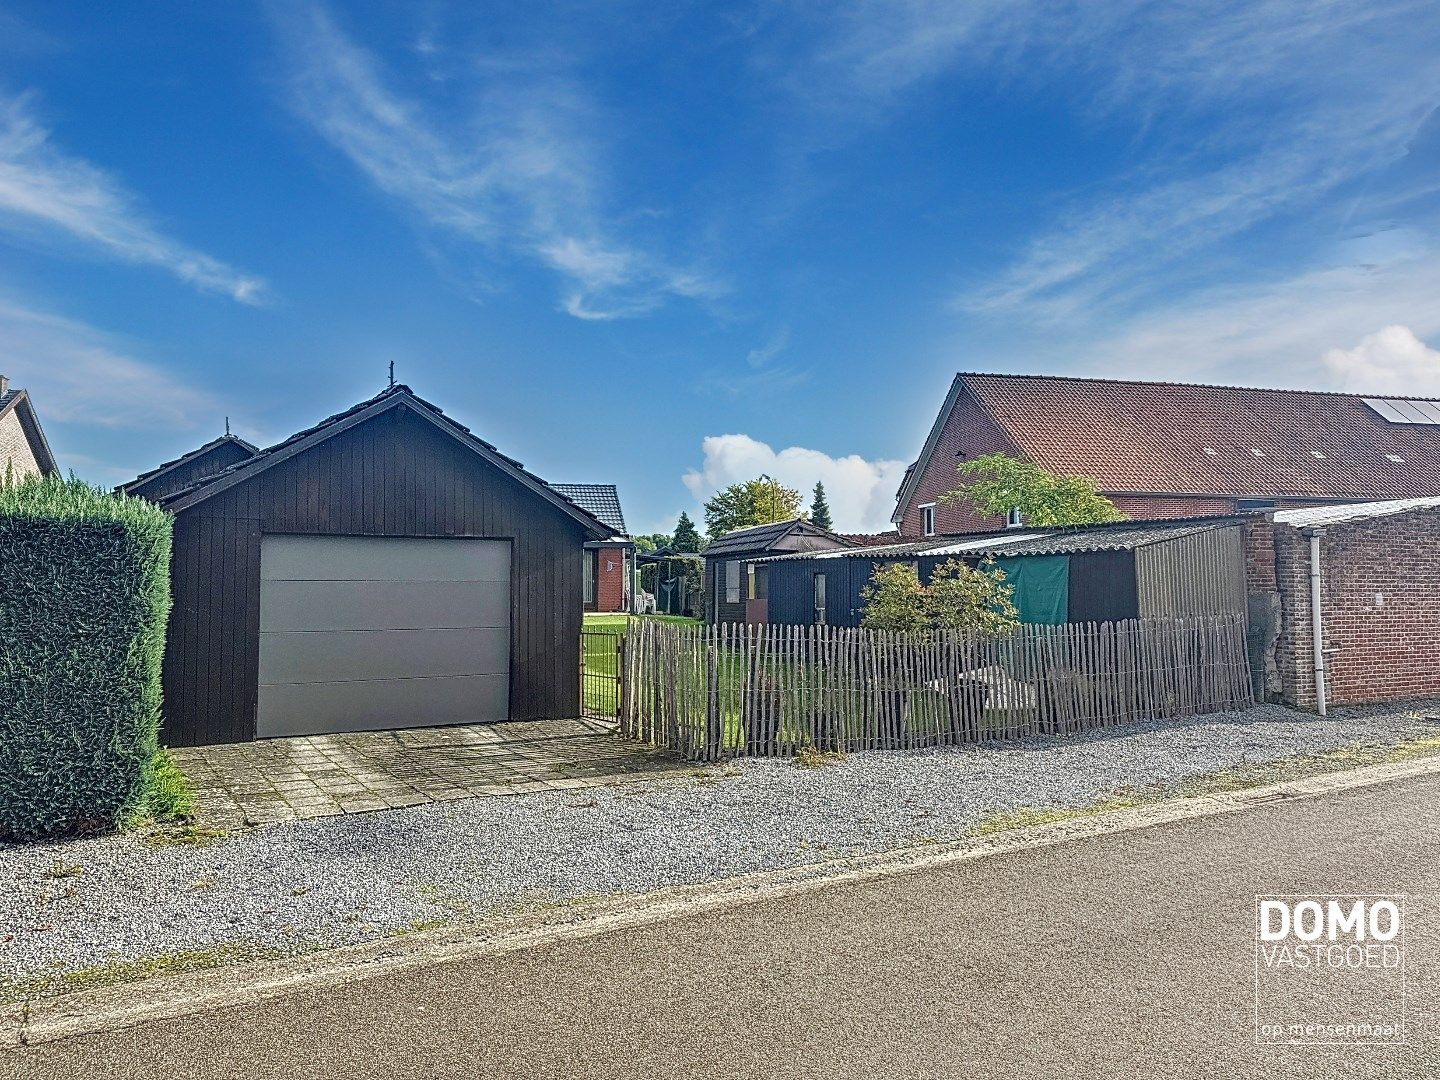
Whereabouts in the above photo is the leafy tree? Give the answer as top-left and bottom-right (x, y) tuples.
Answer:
(703, 474), (804, 538)
(671, 511), (702, 553)
(809, 482), (834, 531)
(941, 453), (1124, 527)
(860, 559), (1018, 635)
(632, 533), (670, 555)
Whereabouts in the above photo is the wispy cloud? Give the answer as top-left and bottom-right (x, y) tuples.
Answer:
(0, 92), (268, 303)
(682, 433), (905, 533)
(0, 295), (222, 430)
(271, 3), (720, 319)
(780, 1), (1440, 322)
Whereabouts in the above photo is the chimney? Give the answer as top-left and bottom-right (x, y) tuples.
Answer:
(0, 375), (8, 395)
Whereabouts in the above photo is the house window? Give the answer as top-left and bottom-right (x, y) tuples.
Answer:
(725, 560), (741, 604)
(921, 504), (936, 537)
(1236, 498), (1276, 511)
(583, 549), (596, 606)
(813, 573), (827, 625)
(1007, 507), (1024, 528)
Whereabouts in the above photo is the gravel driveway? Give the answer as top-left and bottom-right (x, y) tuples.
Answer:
(1, 701), (1436, 994)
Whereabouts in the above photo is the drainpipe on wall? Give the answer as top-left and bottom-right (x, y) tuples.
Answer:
(1304, 527), (1327, 716)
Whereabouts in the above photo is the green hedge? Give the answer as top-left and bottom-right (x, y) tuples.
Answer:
(0, 476), (173, 840)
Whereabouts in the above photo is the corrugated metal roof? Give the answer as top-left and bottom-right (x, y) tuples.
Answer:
(551, 483), (628, 535)
(1272, 496), (1440, 528)
(752, 515), (1250, 562)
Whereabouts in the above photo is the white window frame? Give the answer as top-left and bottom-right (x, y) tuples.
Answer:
(725, 560), (741, 604)
(1007, 506), (1024, 528)
(813, 572), (827, 625)
(921, 503), (936, 537)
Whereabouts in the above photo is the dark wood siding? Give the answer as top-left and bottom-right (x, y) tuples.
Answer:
(163, 405), (586, 745)
(128, 441), (256, 502)
(1067, 550), (1139, 623)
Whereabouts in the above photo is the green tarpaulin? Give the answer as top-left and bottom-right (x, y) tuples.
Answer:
(992, 555), (1069, 625)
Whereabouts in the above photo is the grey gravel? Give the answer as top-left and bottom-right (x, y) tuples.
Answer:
(1, 701), (1436, 991)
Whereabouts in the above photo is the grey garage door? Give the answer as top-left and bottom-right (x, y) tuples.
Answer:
(258, 535), (510, 738)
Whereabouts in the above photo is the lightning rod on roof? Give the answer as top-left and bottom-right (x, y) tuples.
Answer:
(224, 416), (230, 436)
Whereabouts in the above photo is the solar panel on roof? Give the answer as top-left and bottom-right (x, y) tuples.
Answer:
(1363, 398), (1440, 425)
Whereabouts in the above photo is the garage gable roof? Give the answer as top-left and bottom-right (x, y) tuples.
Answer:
(159, 385), (613, 539)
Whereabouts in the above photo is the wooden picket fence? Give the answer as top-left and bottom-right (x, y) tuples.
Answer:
(620, 614), (1253, 761)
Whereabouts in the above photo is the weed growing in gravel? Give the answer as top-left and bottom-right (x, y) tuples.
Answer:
(0, 942), (284, 1004)
(794, 747), (846, 769)
(141, 823), (227, 848)
(969, 734), (1440, 840)
(42, 859), (82, 880)
(123, 749), (196, 829)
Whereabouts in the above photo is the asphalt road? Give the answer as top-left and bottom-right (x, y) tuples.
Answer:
(5, 774), (1440, 1080)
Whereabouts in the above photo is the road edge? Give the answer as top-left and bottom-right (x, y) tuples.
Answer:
(6, 751), (1439, 1050)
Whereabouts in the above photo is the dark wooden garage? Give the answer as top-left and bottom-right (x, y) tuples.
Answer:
(132, 385), (610, 746)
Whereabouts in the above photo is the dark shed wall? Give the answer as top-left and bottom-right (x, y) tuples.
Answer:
(1066, 551), (1139, 623)
(129, 441), (255, 503)
(163, 405), (586, 745)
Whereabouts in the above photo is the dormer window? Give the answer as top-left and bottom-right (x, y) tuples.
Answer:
(921, 504), (936, 537)
(1007, 507), (1024, 528)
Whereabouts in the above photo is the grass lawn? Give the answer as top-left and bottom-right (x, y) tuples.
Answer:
(583, 613), (701, 634)
(581, 614), (702, 715)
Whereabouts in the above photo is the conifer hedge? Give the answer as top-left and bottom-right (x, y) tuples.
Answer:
(0, 476), (173, 840)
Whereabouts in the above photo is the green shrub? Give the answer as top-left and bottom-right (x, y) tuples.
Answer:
(126, 748), (195, 827)
(0, 476), (173, 840)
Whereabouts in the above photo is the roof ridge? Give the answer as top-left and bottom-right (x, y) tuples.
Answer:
(956, 371), (1440, 402)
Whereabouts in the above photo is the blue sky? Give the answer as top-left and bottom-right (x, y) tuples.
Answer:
(3, 2), (1440, 533)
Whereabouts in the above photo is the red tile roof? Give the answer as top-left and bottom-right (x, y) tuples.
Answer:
(957, 374), (1440, 499)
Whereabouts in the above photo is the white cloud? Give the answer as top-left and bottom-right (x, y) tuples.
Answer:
(272, 3), (719, 319)
(0, 296), (221, 430)
(0, 92), (267, 303)
(682, 433), (906, 533)
(1062, 240), (1440, 390)
(1322, 325), (1440, 396)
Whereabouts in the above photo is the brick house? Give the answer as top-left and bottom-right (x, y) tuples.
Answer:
(552, 483), (634, 613)
(1242, 499), (1440, 712)
(893, 374), (1440, 538)
(0, 375), (59, 481)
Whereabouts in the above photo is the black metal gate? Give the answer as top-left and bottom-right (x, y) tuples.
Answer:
(580, 630), (623, 719)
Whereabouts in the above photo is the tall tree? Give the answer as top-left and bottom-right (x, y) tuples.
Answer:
(671, 511), (702, 552)
(809, 481), (834, 531)
(941, 453), (1124, 527)
(703, 474), (804, 538)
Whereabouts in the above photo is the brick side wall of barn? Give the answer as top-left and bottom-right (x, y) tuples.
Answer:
(1266, 509), (1440, 708)
(898, 387), (1023, 538)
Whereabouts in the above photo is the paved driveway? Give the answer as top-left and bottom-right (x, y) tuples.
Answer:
(172, 719), (689, 828)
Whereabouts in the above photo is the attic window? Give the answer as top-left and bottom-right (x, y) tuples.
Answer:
(1386, 454), (1406, 464)
(1203, 448), (1218, 456)
(921, 503), (936, 537)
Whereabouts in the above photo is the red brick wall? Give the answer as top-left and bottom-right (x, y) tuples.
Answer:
(591, 545), (628, 613)
(1269, 509), (1440, 708)
(898, 386), (1023, 538)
